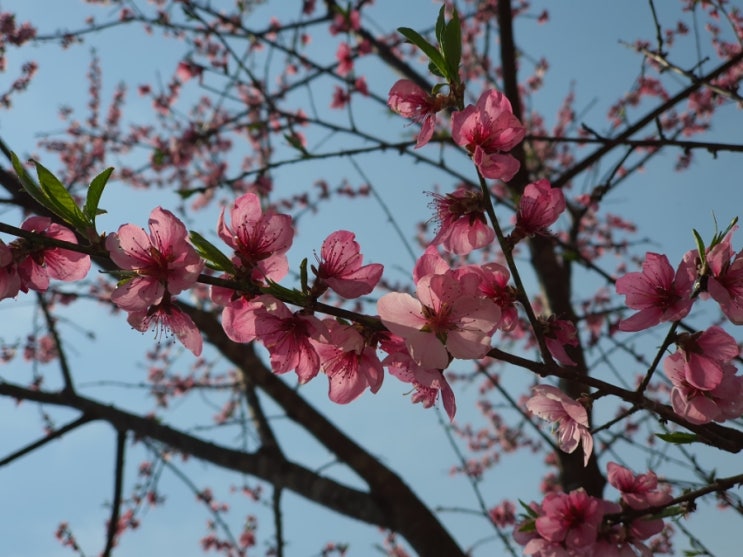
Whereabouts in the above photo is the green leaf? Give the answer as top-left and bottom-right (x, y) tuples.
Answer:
(284, 133), (309, 157)
(300, 257), (309, 294)
(517, 499), (539, 518)
(652, 505), (686, 519)
(11, 152), (49, 209)
(397, 27), (448, 79)
(34, 161), (89, 229)
(435, 6), (446, 45)
(189, 231), (236, 274)
(441, 9), (462, 84)
(84, 167), (113, 223)
(656, 432), (698, 445)
(428, 61), (445, 78)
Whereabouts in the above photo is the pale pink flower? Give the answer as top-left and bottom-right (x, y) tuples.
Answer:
(335, 42), (353, 76)
(674, 326), (739, 390)
(218, 192), (294, 283)
(706, 228), (743, 324)
(378, 271), (500, 369)
(251, 295), (327, 383)
(127, 295), (203, 356)
(473, 262), (518, 331)
(106, 207), (203, 311)
(541, 317), (579, 366)
(175, 60), (203, 83)
(313, 320), (383, 403)
(411, 245), (450, 284)
(526, 384), (593, 466)
(535, 489), (603, 549)
(429, 188), (494, 254)
(0, 240), (20, 300)
(381, 333), (456, 420)
(221, 295), (263, 343)
(665, 351), (743, 424)
(315, 230), (382, 298)
(387, 79), (440, 148)
(607, 462), (671, 510)
(451, 89), (525, 181)
(514, 179), (566, 237)
(615, 252), (695, 332)
(16, 216), (91, 292)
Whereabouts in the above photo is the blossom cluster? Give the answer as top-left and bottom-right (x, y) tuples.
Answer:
(514, 462), (672, 556)
(615, 229), (743, 424)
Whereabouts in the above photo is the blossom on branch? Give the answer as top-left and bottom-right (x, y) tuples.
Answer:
(13, 216), (91, 293)
(673, 326), (740, 390)
(526, 384), (593, 466)
(513, 179), (566, 238)
(218, 192), (294, 283)
(314, 230), (383, 298)
(387, 79), (441, 149)
(106, 207), (203, 311)
(378, 270), (500, 370)
(534, 489), (603, 551)
(451, 89), (525, 181)
(380, 332), (457, 421)
(428, 187), (495, 255)
(615, 252), (695, 332)
(0, 241), (20, 300)
(706, 228), (743, 324)
(127, 295), (203, 356)
(249, 295), (328, 384)
(665, 350), (743, 424)
(312, 319), (383, 404)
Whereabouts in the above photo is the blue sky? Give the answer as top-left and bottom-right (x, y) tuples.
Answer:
(1, 1), (742, 556)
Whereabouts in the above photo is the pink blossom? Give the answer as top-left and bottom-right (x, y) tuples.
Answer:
(14, 216), (91, 292)
(313, 320), (383, 403)
(706, 229), (743, 324)
(607, 462), (671, 510)
(251, 295), (327, 383)
(541, 317), (579, 366)
(378, 271), (500, 369)
(451, 89), (525, 181)
(665, 351), (743, 424)
(674, 326), (739, 390)
(535, 489), (603, 549)
(127, 295), (203, 356)
(473, 262), (519, 331)
(221, 295), (263, 344)
(175, 60), (203, 83)
(615, 252), (695, 332)
(514, 179), (566, 237)
(335, 42), (353, 76)
(411, 245), (450, 284)
(0, 240), (20, 300)
(217, 192), (294, 283)
(387, 79), (440, 148)
(381, 333), (456, 420)
(106, 207), (203, 311)
(526, 384), (593, 466)
(315, 230), (383, 298)
(428, 188), (494, 254)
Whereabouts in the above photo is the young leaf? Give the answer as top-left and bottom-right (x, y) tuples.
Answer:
(34, 161), (89, 230)
(656, 432), (698, 445)
(435, 6), (446, 45)
(189, 231), (236, 274)
(11, 152), (49, 209)
(397, 27), (448, 79)
(441, 9), (462, 84)
(84, 167), (113, 223)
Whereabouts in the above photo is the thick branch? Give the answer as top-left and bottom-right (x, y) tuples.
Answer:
(0, 381), (390, 528)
